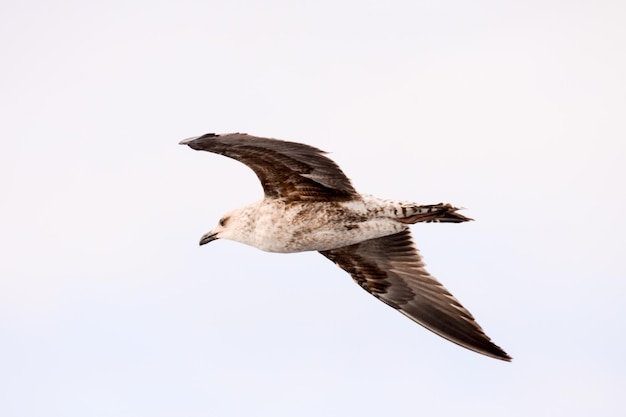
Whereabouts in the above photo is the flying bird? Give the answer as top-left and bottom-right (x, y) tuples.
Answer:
(180, 133), (511, 361)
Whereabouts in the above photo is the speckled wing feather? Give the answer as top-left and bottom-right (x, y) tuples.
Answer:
(180, 133), (358, 202)
(319, 229), (511, 361)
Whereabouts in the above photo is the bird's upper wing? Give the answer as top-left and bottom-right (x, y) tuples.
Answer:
(319, 229), (511, 361)
(180, 133), (358, 202)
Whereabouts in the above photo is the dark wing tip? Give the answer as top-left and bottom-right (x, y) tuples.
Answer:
(400, 303), (513, 362)
(179, 132), (244, 146)
(178, 133), (215, 145)
(479, 341), (512, 362)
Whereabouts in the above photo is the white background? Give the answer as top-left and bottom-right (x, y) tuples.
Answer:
(2, 1), (625, 416)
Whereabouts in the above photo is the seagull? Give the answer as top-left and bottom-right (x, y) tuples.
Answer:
(180, 132), (511, 361)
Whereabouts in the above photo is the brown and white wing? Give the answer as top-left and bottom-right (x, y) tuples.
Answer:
(179, 133), (358, 202)
(319, 229), (511, 361)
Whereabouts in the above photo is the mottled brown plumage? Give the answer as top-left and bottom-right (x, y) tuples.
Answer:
(320, 229), (510, 360)
(183, 133), (357, 202)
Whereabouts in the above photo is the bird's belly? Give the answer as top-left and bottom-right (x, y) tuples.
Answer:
(254, 218), (405, 253)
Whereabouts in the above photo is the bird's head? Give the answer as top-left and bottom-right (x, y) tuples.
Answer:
(199, 207), (253, 246)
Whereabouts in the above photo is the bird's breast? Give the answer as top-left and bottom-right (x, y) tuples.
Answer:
(247, 199), (405, 253)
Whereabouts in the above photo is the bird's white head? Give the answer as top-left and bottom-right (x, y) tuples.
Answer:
(199, 206), (255, 246)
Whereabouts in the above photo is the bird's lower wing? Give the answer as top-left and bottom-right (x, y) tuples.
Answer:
(319, 229), (511, 361)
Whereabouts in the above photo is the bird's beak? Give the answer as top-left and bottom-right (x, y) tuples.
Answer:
(199, 231), (219, 246)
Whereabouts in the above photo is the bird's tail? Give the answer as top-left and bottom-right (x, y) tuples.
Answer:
(395, 203), (473, 224)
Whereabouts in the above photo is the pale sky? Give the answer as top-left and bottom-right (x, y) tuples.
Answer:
(1, 1), (625, 416)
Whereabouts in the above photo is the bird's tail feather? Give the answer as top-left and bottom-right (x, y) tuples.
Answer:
(395, 203), (472, 224)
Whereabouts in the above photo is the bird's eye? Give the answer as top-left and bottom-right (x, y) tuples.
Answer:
(219, 217), (228, 227)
